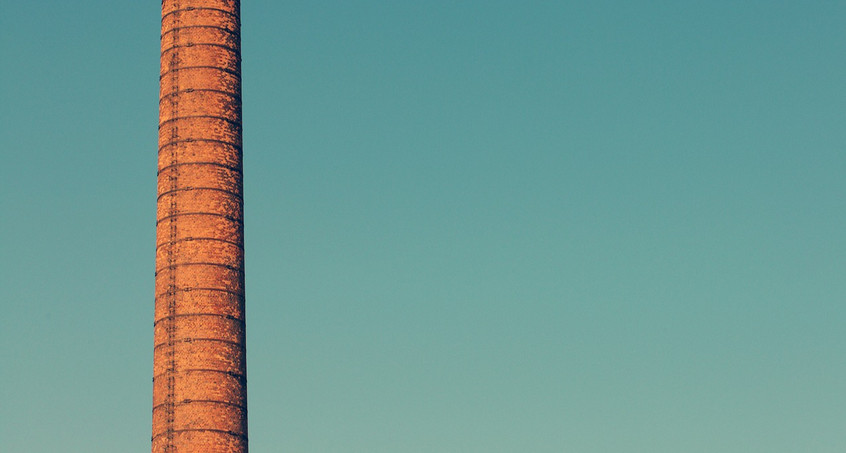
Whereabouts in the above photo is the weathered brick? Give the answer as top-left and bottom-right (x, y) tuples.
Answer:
(154, 1), (247, 451)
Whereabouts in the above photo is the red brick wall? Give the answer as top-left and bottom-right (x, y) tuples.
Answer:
(153, 1), (247, 451)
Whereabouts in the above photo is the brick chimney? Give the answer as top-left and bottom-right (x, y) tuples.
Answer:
(152, 0), (247, 451)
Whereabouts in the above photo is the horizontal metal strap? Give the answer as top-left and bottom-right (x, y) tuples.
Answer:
(156, 236), (243, 251)
(162, 6), (240, 22)
(160, 65), (240, 79)
(155, 262), (243, 276)
(154, 368), (246, 381)
(154, 313), (244, 326)
(160, 88), (240, 102)
(161, 42), (241, 57)
(158, 138), (242, 153)
(152, 399), (246, 412)
(152, 428), (247, 442)
(159, 115), (242, 129)
(154, 337), (245, 350)
(161, 24), (240, 39)
(158, 161), (241, 175)
(157, 211), (242, 224)
(157, 186), (242, 201)
(155, 287), (245, 300)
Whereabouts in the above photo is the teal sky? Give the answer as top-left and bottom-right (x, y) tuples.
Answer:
(2, 1), (846, 451)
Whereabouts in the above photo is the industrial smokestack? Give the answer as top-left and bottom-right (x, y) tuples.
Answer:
(152, 0), (247, 451)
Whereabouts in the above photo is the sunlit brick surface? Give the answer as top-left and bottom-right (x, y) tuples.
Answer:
(154, 1), (247, 451)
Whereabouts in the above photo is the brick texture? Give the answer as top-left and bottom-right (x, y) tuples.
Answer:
(153, 1), (247, 451)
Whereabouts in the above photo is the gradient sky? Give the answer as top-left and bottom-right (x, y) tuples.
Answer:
(2, 1), (846, 452)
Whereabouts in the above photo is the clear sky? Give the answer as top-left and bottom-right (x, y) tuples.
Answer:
(2, 1), (846, 451)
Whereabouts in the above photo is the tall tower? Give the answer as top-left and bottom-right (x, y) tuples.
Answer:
(153, 1), (247, 451)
